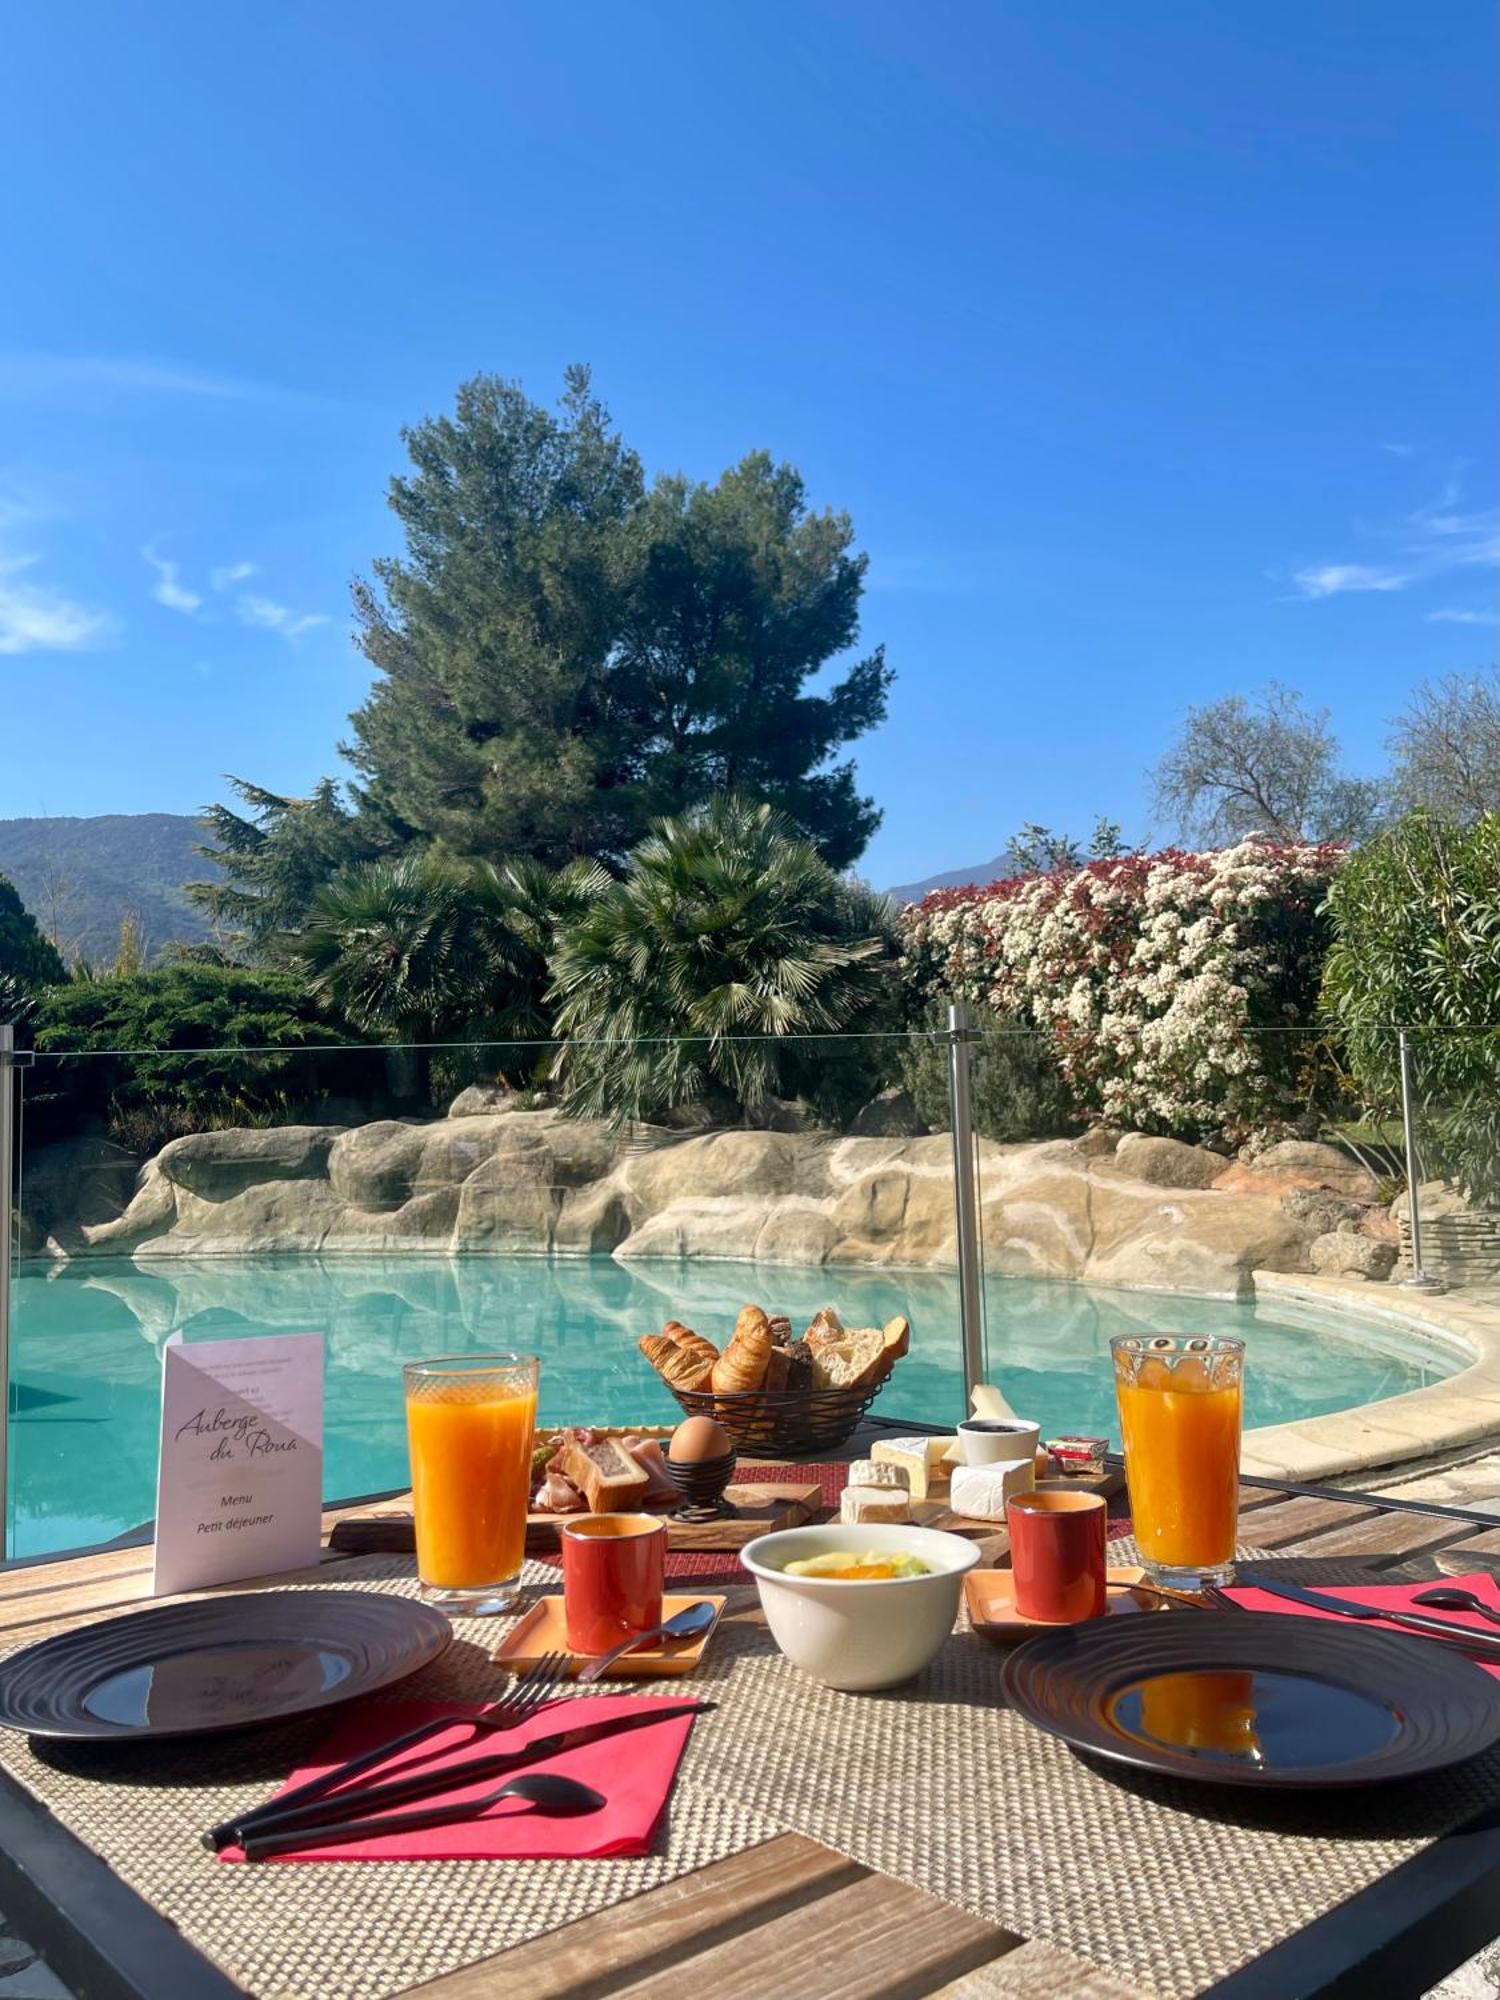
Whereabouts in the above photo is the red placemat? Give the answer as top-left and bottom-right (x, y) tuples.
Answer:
(1223, 1571), (1500, 1679)
(219, 1693), (700, 1863)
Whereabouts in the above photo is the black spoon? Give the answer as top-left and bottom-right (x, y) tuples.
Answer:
(1414, 1585), (1500, 1629)
(241, 1771), (604, 1863)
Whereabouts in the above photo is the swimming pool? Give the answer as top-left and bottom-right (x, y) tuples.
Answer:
(8, 1254), (1460, 1557)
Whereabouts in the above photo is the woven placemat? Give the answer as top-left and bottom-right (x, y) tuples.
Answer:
(0, 1550), (1496, 1999)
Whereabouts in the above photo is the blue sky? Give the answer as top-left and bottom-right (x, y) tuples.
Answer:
(1, 0), (1494, 888)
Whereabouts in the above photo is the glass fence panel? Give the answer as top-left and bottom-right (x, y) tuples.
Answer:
(11, 1032), (963, 1558)
(965, 1024), (1460, 1452)
(1403, 1027), (1500, 1290)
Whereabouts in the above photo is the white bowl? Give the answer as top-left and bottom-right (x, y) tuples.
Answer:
(739, 1523), (981, 1690)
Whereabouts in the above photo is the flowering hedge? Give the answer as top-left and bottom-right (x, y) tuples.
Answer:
(901, 842), (1347, 1140)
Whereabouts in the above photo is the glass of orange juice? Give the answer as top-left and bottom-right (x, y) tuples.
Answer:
(1112, 1334), (1243, 1589)
(403, 1354), (538, 1614)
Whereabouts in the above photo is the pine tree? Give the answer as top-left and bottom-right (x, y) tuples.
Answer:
(189, 778), (384, 955)
(0, 874), (66, 993)
(342, 369), (890, 869)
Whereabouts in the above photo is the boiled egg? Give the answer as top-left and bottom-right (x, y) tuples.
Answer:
(670, 1414), (732, 1463)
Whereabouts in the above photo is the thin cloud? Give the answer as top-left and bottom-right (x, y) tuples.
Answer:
(141, 542), (202, 614)
(0, 559), (115, 655)
(0, 351), (342, 412)
(210, 561), (256, 589)
(1293, 563), (1412, 599)
(1427, 608), (1499, 626)
(0, 498), (116, 654)
(1381, 441), (1417, 457)
(235, 592), (328, 640)
(1289, 477), (1499, 603)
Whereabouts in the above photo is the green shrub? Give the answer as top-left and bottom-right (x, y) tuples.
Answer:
(29, 964), (383, 1151)
(1322, 809), (1500, 1202)
(900, 1003), (1079, 1141)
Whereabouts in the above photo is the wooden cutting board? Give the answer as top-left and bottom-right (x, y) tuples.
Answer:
(327, 1482), (826, 1558)
(914, 1465), (1125, 1543)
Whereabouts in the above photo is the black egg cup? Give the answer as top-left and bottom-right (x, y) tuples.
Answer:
(665, 1449), (738, 1521)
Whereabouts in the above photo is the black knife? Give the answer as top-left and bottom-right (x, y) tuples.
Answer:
(211, 1700), (714, 1850)
(1238, 1573), (1500, 1659)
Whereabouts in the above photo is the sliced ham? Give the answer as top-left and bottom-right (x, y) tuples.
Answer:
(624, 1436), (677, 1506)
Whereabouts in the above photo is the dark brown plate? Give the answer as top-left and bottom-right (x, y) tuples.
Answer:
(0, 1590), (452, 1741)
(1001, 1611), (1500, 1788)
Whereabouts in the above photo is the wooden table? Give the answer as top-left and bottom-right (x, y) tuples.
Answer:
(5, 1470), (1500, 2000)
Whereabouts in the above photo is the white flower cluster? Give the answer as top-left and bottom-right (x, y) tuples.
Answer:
(903, 842), (1345, 1138)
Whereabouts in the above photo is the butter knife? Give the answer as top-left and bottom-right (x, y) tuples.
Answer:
(1237, 1573), (1500, 1659)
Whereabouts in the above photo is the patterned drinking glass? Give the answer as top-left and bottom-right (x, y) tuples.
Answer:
(1112, 1335), (1244, 1589)
(403, 1353), (538, 1614)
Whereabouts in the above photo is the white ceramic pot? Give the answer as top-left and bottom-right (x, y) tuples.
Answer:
(739, 1523), (981, 1691)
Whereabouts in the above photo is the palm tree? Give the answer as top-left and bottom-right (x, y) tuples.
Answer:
(548, 796), (896, 1126)
(296, 853), (602, 1101)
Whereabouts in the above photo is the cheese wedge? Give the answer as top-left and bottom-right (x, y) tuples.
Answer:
(869, 1436), (954, 1501)
(848, 1458), (909, 1491)
(949, 1457), (1035, 1522)
(970, 1383), (1020, 1422)
(840, 1483), (912, 1525)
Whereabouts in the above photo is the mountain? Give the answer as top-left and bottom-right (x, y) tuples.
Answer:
(0, 815), (220, 966)
(884, 855), (1012, 904)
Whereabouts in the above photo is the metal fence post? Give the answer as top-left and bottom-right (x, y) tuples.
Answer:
(946, 1001), (986, 1408)
(1398, 1029), (1446, 1295)
(0, 1026), (14, 1556)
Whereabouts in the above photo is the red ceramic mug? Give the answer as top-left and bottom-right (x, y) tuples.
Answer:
(1006, 1488), (1106, 1623)
(560, 1513), (666, 1655)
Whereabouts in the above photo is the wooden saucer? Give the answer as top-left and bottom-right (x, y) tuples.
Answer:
(493, 1594), (726, 1678)
(964, 1565), (1168, 1641)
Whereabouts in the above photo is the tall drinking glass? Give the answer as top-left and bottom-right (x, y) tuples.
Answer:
(403, 1354), (538, 1615)
(1112, 1335), (1243, 1589)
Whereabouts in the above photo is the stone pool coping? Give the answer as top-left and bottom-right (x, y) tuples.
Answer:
(1242, 1272), (1500, 1483)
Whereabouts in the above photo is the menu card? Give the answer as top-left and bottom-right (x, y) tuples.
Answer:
(153, 1332), (325, 1597)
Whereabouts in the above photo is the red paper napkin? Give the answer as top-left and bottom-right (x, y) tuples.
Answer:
(1224, 1571), (1500, 1681)
(218, 1693), (699, 1864)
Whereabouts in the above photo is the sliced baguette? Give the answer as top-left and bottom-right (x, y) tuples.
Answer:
(881, 1315), (911, 1364)
(809, 1325), (886, 1391)
(803, 1305), (846, 1351)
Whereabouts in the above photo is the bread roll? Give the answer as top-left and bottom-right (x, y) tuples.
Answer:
(763, 1344), (790, 1392)
(784, 1342), (815, 1391)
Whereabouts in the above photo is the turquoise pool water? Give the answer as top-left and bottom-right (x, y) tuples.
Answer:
(7, 1255), (1460, 1558)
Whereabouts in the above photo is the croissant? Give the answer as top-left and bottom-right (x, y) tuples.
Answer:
(710, 1317), (772, 1395)
(733, 1304), (772, 1346)
(639, 1333), (714, 1392)
(663, 1320), (719, 1370)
